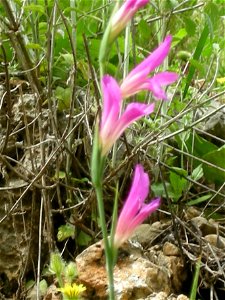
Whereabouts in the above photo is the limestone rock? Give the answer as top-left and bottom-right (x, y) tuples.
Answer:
(76, 240), (187, 299)
(131, 222), (162, 247)
(163, 242), (180, 256)
(195, 99), (225, 140)
(184, 207), (201, 220)
(204, 234), (225, 248)
(140, 292), (189, 300)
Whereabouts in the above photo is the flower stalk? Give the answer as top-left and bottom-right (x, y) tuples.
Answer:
(91, 125), (115, 299)
(95, 184), (115, 300)
(92, 1), (178, 299)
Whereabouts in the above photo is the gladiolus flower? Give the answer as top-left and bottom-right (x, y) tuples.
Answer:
(120, 35), (178, 99)
(109, 0), (149, 42)
(114, 164), (160, 248)
(100, 75), (154, 156)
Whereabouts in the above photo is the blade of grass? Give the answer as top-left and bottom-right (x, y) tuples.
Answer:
(183, 23), (209, 99)
(190, 255), (202, 300)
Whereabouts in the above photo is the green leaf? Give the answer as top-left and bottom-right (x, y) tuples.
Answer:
(191, 164), (203, 181)
(57, 171), (66, 179)
(184, 17), (196, 36)
(49, 252), (65, 275)
(26, 43), (43, 50)
(189, 58), (205, 73)
(151, 182), (175, 199)
(64, 262), (78, 283)
(39, 279), (48, 296)
(77, 231), (92, 246)
(57, 224), (75, 241)
(174, 28), (187, 40)
(176, 133), (218, 164)
(71, 177), (89, 184)
(25, 279), (35, 290)
(186, 194), (212, 206)
(183, 23), (209, 98)
(55, 86), (72, 111)
(24, 4), (45, 15)
(138, 19), (151, 46)
(169, 168), (188, 201)
(177, 50), (192, 61)
(204, 2), (220, 31)
(202, 145), (225, 183)
(61, 53), (74, 65)
(77, 59), (90, 81)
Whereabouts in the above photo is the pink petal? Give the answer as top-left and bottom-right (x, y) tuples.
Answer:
(101, 103), (153, 155)
(100, 100), (154, 155)
(150, 72), (179, 85)
(123, 35), (172, 86)
(118, 165), (150, 221)
(100, 75), (121, 138)
(125, 0), (149, 11)
(112, 0), (149, 28)
(113, 102), (155, 140)
(115, 195), (160, 247)
(147, 72), (178, 99)
(127, 164), (149, 204)
(129, 198), (161, 230)
(122, 71), (178, 99)
(100, 75), (122, 155)
(101, 75), (121, 125)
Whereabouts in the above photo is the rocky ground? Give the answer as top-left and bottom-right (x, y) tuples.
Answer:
(1, 85), (225, 299)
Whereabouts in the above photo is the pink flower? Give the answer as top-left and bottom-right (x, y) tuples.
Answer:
(120, 35), (178, 99)
(100, 75), (154, 156)
(114, 164), (160, 248)
(110, 0), (149, 42)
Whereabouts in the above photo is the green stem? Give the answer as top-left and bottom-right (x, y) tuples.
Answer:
(99, 61), (105, 80)
(95, 184), (115, 299)
(57, 272), (64, 288)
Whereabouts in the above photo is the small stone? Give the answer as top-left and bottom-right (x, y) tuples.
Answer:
(163, 242), (180, 256)
(204, 234), (225, 248)
(191, 217), (216, 236)
(131, 222), (162, 246)
(147, 291), (168, 300)
(177, 295), (189, 300)
(184, 207), (201, 220)
(139, 292), (189, 300)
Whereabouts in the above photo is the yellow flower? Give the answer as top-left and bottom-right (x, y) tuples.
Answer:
(217, 77), (225, 84)
(58, 283), (86, 300)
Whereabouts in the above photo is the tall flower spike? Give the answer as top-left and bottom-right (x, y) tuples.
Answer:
(100, 75), (154, 156)
(109, 0), (149, 42)
(114, 164), (160, 248)
(120, 35), (178, 99)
